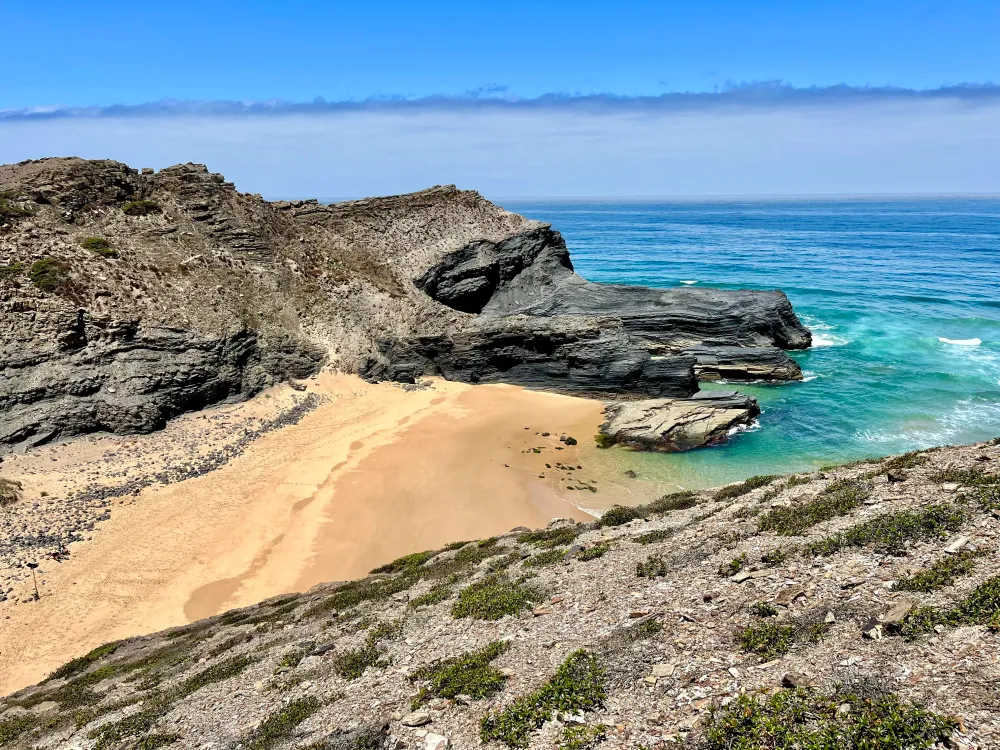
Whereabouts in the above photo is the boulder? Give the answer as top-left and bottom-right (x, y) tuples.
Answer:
(599, 391), (761, 452)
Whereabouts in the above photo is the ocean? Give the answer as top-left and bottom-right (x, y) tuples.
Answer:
(503, 198), (1000, 490)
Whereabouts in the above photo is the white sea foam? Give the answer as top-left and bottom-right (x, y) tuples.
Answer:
(855, 397), (1000, 450)
(801, 371), (820, 382)
(680, 280), (698, 285)
(811, 333), (850, 347)
(727, 419), (762, 437)
(938, 337), (982, 346)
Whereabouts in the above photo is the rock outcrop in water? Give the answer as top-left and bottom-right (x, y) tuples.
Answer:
(599, 391), (761, 451)
(0, 157), (809, 450)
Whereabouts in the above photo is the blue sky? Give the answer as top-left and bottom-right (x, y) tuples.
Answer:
(2, 1), (999, 197)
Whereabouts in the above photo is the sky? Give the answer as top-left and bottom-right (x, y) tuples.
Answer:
(2, 0), (999, 197)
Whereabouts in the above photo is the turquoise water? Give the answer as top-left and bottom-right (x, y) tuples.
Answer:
(503, 198), (1000, 489)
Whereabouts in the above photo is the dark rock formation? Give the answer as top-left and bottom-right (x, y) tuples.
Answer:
(599, 391), (761, 452)
(0, 156), (811, 450)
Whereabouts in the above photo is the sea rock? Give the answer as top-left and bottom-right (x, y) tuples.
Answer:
(598, 391), (761, 452)
(683, 345), (803, 381)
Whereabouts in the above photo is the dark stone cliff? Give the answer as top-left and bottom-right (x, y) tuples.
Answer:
(0, 157), (810, 450)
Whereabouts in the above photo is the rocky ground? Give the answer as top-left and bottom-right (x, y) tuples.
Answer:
(0, 387), (322, 607)
(2, 439), (998, 749)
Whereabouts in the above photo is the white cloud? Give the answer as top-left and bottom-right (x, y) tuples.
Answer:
(2, 88), (998, 198)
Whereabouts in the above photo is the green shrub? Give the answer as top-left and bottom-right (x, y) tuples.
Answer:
(480, 650), (605, 748)
(894, 549), (984, 593)
(636, 528), (674, 545)
(737, 622), (795, 659)
(524, 549), (566, 567)
(636, 554), (669, 578)
(0, 196), (32, 221)
(759, 479), (869, 536)
(598, 504), (642, 527)
(517, 526), (580, 548)
(48, 642), (120, 680)
(594, 433), (614, 448)
(452, 573), (541, 620)
(410, 640), (509, 706)
(806, 503), (966, 557)
(368, 618), (404, 642)
(576, 542), (612, 561)
(332, 642), (388, 679)
(884, 451), (929, 471)
(132, 733), (182, 750)
(559, 724), (606, 749)
(29, 257), (70, 292)
(899, 575), (1000, 639)
(243, 697), (320, 750)
(715, 474), (779, 501)
(760, 547), (793, 567)
(750, 601), (778, 618)
(0, 262), (24, 281)
(718, 553), (748, 577)
(599, 491), (699, 528)
(0, 714), (42, 746)
(409, 585), (453, 608)
(700, 689), (955, 750)
(930, 467), (995, 486)
(371, 549), (437, 574)
(81, 237), (118, 257)
(122, 200), (162, 216)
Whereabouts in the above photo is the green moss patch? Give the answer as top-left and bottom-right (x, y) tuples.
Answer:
(559, 724), (606, 749)
(701, 688), (955, 750)
(635, 528), (674, 545)
(899, 575), (1000, 639)
(806, 503), (966, 557)
(408, 585), (453, 608)
(331, 642), (388, 679)
(480, 650), (605, 748)
(81, 237), (117, 256)
(576, 542), (612, 561)
(410, 640), (509, 707)
(718, 553), (748, 577)
(452, 573), (541, 620)
(759, 479), (869, 536)
(48, 642), (121, 680)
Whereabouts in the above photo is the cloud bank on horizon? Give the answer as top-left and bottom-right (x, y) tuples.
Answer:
(2, 84), (999, 199)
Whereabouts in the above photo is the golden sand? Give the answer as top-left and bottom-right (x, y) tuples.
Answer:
(0, 375), (632, 695)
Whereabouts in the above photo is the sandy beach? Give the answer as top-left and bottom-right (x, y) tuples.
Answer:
(0, 374), (644, 696)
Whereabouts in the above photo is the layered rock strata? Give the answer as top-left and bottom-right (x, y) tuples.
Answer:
(0, 157), (810, 450)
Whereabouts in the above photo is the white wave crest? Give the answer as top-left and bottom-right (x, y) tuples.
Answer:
(938, 337), (982, 346)
(801, 370), (820, 382)
(812, 333), (850, 347)
(680, 280), (698, 285)
(728, 419), (762, 437)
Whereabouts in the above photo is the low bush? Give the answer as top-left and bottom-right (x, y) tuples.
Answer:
(737, 622), (795, 659)
(559, 724), (606, 749)
(331, 642), (387, 679)
(452, 573), (541, 620)
(700, 688), (955, 750)
(718, 553), (748, 577)
(884, 451), (929, 471)
(81, 237), (118, 257)
(410, 640), (509, 707)
(760, 546), (793, 567)
(806, 503), (966, 557)
(524, 549), (566, 567)
(894, 549), (984, 592)
(480, 650), (605, 748)
(899, 575), (1000, 639)
(517, 526), (580, 548)
(759, 478), (869, 536)
(750, 601), (778, 618)
(48, 642), (120, 680)
(0, 262), (24, 281)
(635, 528), (674, 545)
(715, 474), (779, 501)
(576, 542), (612, 561)
(636, 554), (669, 578)
(242, 696), (320, 750)
(29, 257), (70, 292)
(409, 585), (452, 608)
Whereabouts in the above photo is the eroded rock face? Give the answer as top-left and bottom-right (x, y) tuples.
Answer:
(598, 391), (761, 452)
(0, 156), (810, 449)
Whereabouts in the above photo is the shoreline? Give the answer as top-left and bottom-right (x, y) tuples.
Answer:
(0, 374), (643, 696)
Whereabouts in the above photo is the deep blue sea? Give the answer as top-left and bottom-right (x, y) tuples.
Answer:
(503, 198), (1000, 490)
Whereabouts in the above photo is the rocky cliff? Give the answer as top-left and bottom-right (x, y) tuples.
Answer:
(2, 441), (997, 749)
(0, 158), (810, 450)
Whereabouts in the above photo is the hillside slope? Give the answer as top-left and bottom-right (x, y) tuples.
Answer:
(2, 440), (997, 749)
(1, 158), (809, 451)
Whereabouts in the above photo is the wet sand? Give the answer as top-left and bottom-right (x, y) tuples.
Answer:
(0, 375), (616, 695)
